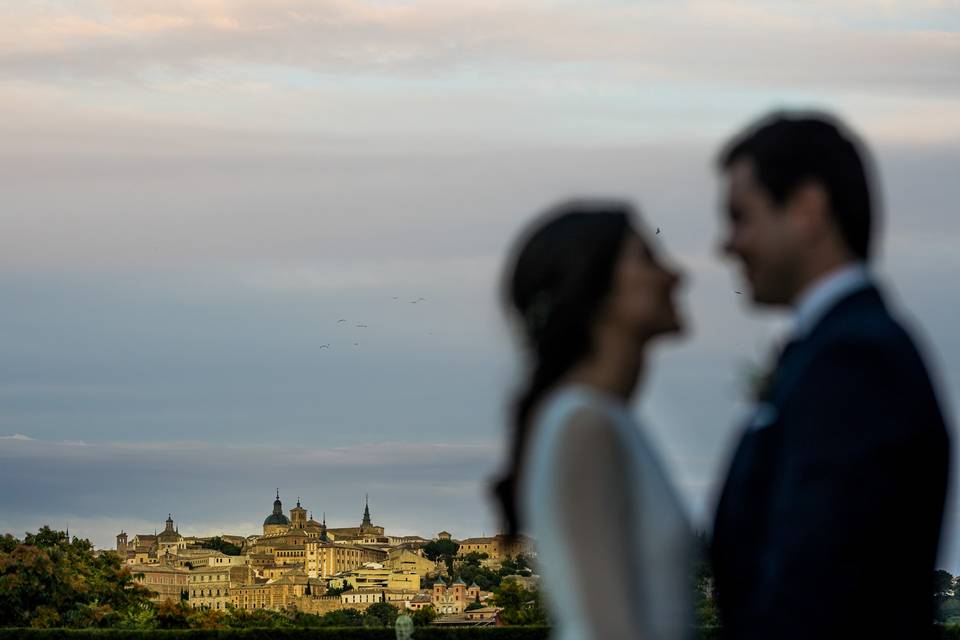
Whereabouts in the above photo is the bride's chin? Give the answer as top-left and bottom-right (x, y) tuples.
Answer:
(657, 315), (686, 339)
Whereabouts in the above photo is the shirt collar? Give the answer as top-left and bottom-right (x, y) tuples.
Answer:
(792, 263), (871, 338)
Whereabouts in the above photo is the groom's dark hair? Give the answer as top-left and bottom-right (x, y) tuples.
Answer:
(719, 111), (877, 261)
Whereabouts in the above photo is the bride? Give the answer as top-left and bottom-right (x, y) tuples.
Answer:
(494, 200), (694, 640)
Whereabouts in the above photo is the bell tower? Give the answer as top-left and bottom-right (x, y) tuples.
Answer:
(290, 498), (307, 529)
(116, 530), (128, 554)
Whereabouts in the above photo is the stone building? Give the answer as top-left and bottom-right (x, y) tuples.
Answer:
(304, 540), (387, 578)
(456, 534), (534, 563)
(128, 563), (189, 604)
(231, 567), (323, 611)
(187, 565), (232, 611)
(386, 547), (439, 578)
(432, 577), (483, 615)
(342, 566), (420, 591)
(157, 515), (186, 556)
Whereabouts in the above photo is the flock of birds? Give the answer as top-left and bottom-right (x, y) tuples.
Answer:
(316, 228), (743, 354)
(319, 297), (429, 350)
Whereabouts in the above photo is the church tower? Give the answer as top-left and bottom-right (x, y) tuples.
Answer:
(290, 498), (308, 529)
(116, 530), (128, 554)
(360, 494), (374, 533)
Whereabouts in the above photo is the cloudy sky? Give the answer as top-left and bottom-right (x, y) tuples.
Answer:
(2, 0), (960, 568)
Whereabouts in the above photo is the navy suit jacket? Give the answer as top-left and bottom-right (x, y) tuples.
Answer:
(712, 285), (950, 639)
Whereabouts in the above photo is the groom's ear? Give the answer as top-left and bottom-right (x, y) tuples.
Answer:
(786, 180), (832, 242)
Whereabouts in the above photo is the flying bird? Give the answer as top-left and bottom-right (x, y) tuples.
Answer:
(735, 291), (743, 295)
(337, 319), (346, 323)
(656, 227), (661, 235)
(353, 342), (360, 346)
(320, 344), (331, 349)
(356, 324), (368, 328)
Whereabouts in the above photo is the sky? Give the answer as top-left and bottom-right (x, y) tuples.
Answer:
(2, 0), (960, 568)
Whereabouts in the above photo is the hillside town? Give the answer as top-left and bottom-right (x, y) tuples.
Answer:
(113, 492), (535, 626)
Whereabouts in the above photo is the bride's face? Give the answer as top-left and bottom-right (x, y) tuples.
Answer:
(601, 231), (685, 340)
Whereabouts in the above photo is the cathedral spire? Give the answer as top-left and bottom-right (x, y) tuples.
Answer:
(361, 495), (372, 529)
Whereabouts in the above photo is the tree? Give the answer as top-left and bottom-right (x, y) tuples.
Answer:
(154, 600), (192, 629)
(0, 527), (154, 628)
(937, 598), (960, 624)
(411, 605), (437, 626)
(460, 552), (489, 565)
(934, 569), (955, 603)
(457, 562), (501, 591)
(318, 608), (364, 627)
(363, 601), (399, 627)
(693, 530), (718, 627)
(324, 582), (353, 597)
(422, 539), (460, 575)
(199, 537), (242, 556)
(465, 601), (485, 612)
(224, 607), (291, 628)
(499, 554), (533, 578)
(491, 577), (548, 626)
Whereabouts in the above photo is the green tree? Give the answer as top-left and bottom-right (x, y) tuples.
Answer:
(199, 537), (242, 556)
(0, 527), (154, 628)
(363, 601), (399, 627)
(422, 539), (460, 575)
(461, 552), (489, 565)
(223, 606), (291, 628)
(154, 600), (191, 629)
(318, 607), (364, 627)
(465, 601), (485, 612)
(498, 554), (533, 578)
(457, 562), (501, 591)
(937, 598), (960, 624)
(693, 530), (718, 627)
(411, 605), (437, 626)
(324, 582), (353, 597)
(934, 569), (955, 603)
(491, 577), (548, 626)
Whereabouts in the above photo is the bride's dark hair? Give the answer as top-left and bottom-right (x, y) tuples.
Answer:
(493, 200), (635, 537)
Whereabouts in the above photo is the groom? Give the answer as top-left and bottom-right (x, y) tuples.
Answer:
(711, 112), (950, 639)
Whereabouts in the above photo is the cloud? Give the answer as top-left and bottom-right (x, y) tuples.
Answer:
(1, 1), (957, 95)
(0, 433), (34, 441)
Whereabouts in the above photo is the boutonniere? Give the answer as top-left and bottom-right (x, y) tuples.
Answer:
(741, 337), (799, 403)
(740, 344), (783, 403)
(741, 360), (776, 403)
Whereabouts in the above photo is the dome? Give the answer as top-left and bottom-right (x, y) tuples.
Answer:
(264, 512), (290, 526)
(265, 490), (291, 526)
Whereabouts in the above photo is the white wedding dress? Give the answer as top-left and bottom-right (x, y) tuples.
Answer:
(520, 384), (693, 640)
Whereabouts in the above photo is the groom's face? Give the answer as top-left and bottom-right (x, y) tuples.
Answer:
(720, 158), (803, 306)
